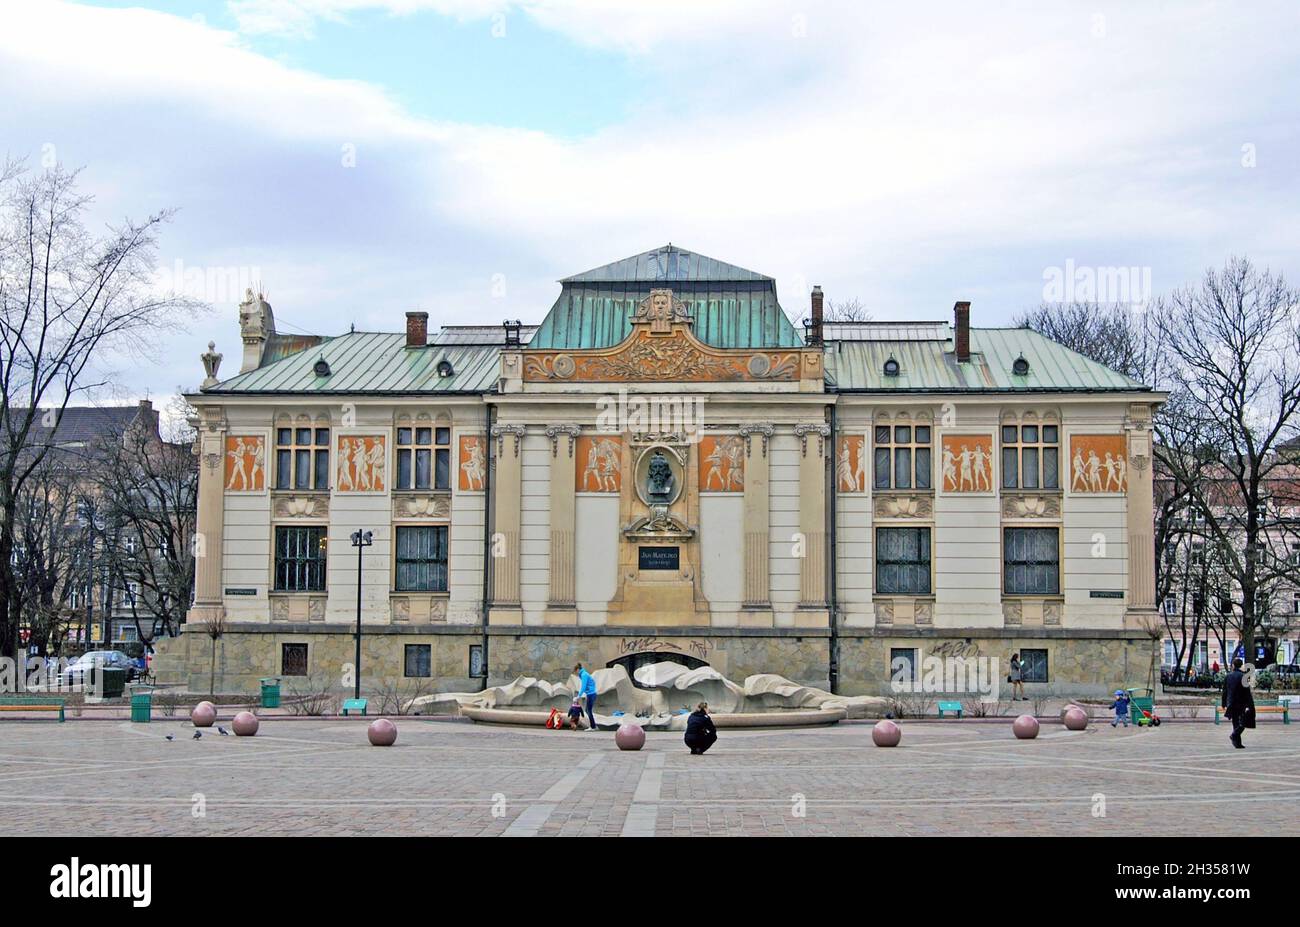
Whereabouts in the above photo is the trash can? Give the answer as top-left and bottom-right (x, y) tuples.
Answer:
(259, 677), (281, 709)
(99, 667), (127, 699)
(129, 685), (155, 723)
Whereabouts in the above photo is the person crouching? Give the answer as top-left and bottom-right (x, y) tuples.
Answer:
(684, 702), (717, 755)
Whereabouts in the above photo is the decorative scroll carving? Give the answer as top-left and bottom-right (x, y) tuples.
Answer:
(308, 598), (326, 622)
(794, 423), (830, 457)
(915, 602), (934, 626)
(394, 494), (450, 519)
(272, 598), (290, 622)
(1003, 601), (1023, 626)
(491, 423), (527, 457)
(874, 494), (934, 519)
(1044, 602), (1062, 626)
(392, 598), (410, 623)
(632, 288), (693, 332)
(874, 601), (894, 625)
(545, 423), (582, 457)
(738, 423), (774, 458)
(1000, 494), (1061, 519)
(523, 328), (802, 383)
(274, 494), (329, 518)
(430, 598), (448, 622)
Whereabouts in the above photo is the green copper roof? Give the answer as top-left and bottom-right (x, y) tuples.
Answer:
(204, 332), (501, 394)
(823, 325), (1150, 392)
(532, 245), (803, 351)
(561, 244), (772, 284)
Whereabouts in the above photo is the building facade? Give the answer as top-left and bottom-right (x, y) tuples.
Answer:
(159, 246), (1163, 695)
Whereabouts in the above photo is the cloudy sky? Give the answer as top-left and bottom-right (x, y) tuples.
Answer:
(3, 0), (1299, 404)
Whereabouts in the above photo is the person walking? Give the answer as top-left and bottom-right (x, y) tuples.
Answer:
(1221, 658), (1256, 749)
(1009, 652), (1025, 701)
(684, 702), (717, 755)
(573, 663), (599, 732)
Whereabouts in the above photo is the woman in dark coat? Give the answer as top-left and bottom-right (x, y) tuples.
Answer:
(1221, 658), (1256, 749)
(684, 702), (717, 755)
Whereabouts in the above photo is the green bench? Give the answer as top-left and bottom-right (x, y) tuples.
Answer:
(937, 700), (963, 719)
(341, 698), (368, 716)
(1214, 700), (1290, 725)
(0, 696), (66, 721)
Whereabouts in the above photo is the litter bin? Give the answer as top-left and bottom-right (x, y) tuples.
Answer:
(259, 677), (281, 709)
(129, 684), (155, 723)
(99, 667), (127, 699)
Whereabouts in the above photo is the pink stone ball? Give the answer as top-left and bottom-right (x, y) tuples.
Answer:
(232, 710), (260, 736)
(615, 723), (645, 751)
(1063, 707), (1089, 731)
(872, 719), (902, 747)
(190, 702), (216, 728)
(1013, 714), (1040, 739)
(368, 718), (398, 747)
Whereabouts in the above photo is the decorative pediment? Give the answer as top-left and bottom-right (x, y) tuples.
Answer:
(522, 287), (806, 384)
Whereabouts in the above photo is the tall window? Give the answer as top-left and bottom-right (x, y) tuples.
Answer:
(274, 526), (327, 591)
(275, 426), (330, 490)
(875, 527), (931, 595)
(396, 426), (451, 491)
(1001, 423), (1058, 490)
(889, 647), (918, 684)
(873, 423), (931, 490)
(1003, 527), (1060, 595)
(395, 525), (448, 592)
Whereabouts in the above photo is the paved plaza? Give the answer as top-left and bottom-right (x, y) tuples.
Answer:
(0, 717), (1296, 836)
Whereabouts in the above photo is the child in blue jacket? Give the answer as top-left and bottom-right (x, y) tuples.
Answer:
(1110, 690), (1131, 727)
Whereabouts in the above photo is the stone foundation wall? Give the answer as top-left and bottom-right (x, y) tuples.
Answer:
(155, 624), (1153, 698)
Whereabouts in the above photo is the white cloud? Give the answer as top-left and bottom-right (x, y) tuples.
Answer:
(3, 0), (1299, 402)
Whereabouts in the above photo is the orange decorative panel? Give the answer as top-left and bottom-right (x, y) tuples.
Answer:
(941, 435), (994, 493)
(458, 436), (487, 491)
(224, 435), (266, 492)
(335, 435), (387, 493)
(576, 436), (622, 492)
(523, 329), (803, 383)
(836, 436), (866, 492)
(699, 436), (745, 492)
(1070, 434), (1128, 493)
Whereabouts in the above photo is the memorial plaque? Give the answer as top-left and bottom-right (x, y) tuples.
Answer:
(1088, 590), (1124, 599)
(638, 546), (680, 571)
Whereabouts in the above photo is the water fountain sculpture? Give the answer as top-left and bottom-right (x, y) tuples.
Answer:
(410, 661), (891, 730)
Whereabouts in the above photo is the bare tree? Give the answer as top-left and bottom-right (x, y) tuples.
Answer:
(1155, 257), (1300, 663)
(92, 394), (197, 647)
(198, 610), (226, 697)
(0, 161), (196, 661)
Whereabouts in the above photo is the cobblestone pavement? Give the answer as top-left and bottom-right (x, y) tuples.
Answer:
(0, 718), (1296, 836)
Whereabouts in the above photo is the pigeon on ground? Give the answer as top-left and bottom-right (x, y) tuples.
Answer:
(192, 731), (202, 740)
(165, 734), (174, 741)
(217, 727), (229, 736)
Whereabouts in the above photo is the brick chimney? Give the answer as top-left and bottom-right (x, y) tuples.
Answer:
(807, 285), (824, 346)
(405, 311), (429, 348)
(953, 301), (971, 362)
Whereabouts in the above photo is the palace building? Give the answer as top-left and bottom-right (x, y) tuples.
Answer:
(159, 245), (1163, 696)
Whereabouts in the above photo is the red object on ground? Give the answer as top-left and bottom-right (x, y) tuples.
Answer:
(872, 719), (901, 747)
(232, 711), (259, 736)
(367, 718), (398, 746)
(191, 701), (217, 728)
(1013, 714), (1040, 739)
(615, 723), (645, 750)
(1063, 707), (1088, 731)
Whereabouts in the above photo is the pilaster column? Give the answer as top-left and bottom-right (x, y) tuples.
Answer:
(739, 424), (773, 608)
(489, 424), (526, 611)
(546, 424), (582, 610)
(795, 422), (830, 607)
(1125, 403), (1156, 617)
(188, 406), (227, 621)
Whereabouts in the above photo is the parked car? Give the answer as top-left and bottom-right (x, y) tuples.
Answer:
(59, 650), (140, 686)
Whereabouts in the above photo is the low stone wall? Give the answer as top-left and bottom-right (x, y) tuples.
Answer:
(153, 623), (1155, 697)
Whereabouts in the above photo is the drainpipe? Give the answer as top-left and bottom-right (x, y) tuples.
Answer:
(827, 402), (839, 694)
(480, 403), (494, 692)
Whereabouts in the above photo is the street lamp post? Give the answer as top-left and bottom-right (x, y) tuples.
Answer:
(350, 530), (373, 699)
